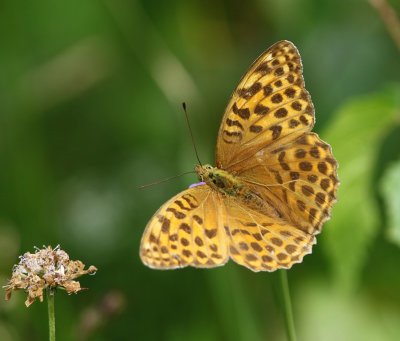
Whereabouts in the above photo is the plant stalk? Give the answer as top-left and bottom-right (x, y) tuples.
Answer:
(47, 288), (56, 341)
(279, 270), (297, 341)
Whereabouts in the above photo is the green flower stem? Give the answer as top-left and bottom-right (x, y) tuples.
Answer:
(279, 270), (297, 341)
(47, 289), (56, 341)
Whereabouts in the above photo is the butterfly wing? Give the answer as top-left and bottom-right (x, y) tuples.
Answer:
(215, 40), (338, 236)
(141, 183), (315, 272)
(222, 197), (315, 272)
(140, 185), (229, 269)
(216, 40), (314, 170)
(237, 132), (338, 235)
(141, 40), (338, 272)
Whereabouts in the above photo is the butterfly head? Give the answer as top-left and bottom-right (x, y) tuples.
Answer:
(195, 164), (236, 192)
(195, 164), (214, 182)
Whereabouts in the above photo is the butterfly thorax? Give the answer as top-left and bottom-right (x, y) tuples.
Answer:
(196, 164), (243, 196)
(195, 164), (282, 218)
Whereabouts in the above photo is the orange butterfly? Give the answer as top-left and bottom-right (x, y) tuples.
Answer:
(140, 41), (339, 272)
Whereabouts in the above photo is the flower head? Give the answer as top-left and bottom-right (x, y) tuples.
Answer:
(4, 245), (97, 307)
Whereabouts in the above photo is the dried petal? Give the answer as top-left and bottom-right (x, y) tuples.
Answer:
(3, 245), (97, 306)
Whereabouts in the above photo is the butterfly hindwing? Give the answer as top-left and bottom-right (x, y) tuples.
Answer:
(235, 132), (339, 235)
(223, 198), (315, 272)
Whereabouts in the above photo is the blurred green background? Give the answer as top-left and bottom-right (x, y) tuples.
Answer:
(1, 0), (400, 340)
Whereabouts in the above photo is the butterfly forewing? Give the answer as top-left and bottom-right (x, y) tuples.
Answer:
(140, 185), (229, 269)
(216, 40), (314, 170)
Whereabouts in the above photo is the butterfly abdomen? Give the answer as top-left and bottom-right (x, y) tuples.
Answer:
(197, 164), (283, 219)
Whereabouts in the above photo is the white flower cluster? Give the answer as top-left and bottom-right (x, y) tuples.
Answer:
(4, 245), (97, 306)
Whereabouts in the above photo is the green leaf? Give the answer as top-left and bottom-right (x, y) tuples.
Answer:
(380, 160), (400, 247)
(321, 85), (400, 291)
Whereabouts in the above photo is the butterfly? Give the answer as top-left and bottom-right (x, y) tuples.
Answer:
(140, 40), (339, 272)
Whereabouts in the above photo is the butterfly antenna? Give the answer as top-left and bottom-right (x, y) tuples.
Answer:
(182, 102), (202, 165)
(138, 171), (196, 189)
